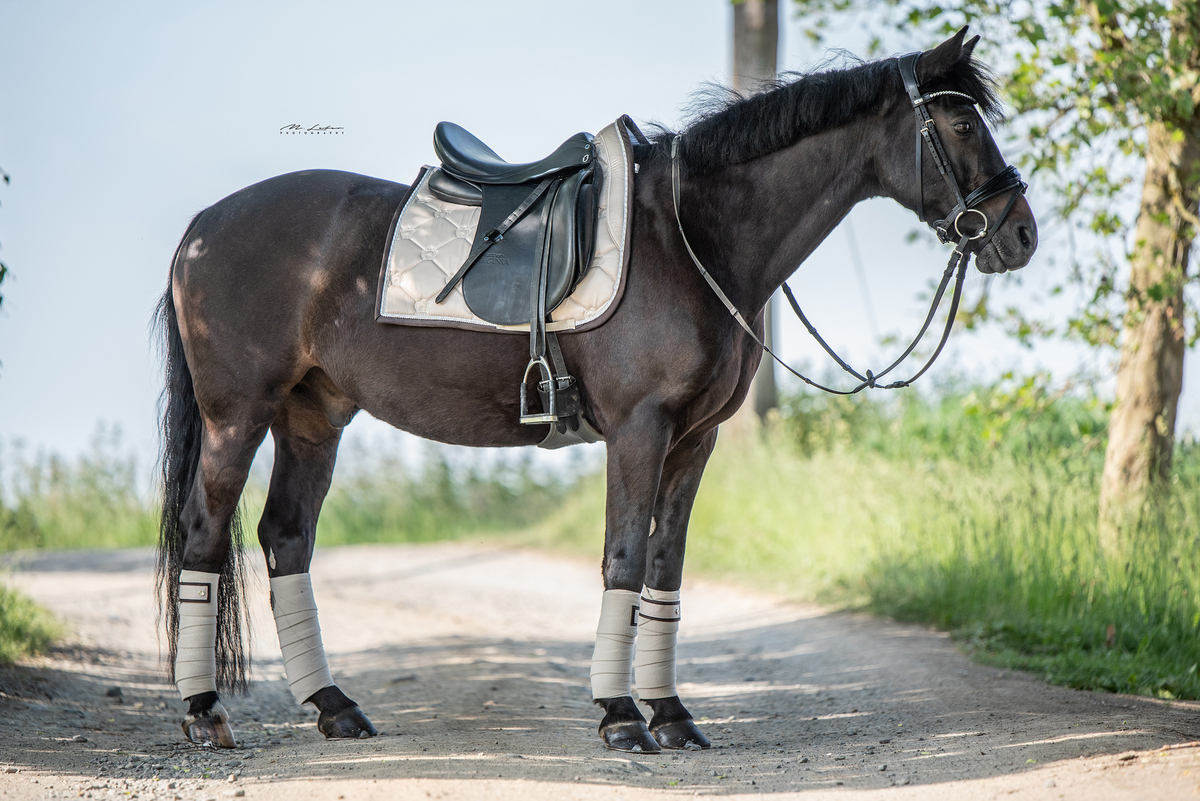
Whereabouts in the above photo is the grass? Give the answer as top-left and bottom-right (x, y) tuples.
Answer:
(0, 426), (576, 553)
(0, 582), (59, 663)
(524, 373), (1200, 700)
(0, 425), (158, 552)
(4, 375), (1199, 699)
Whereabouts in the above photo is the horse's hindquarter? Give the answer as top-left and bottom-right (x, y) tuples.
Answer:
(171, 170), (523, 446)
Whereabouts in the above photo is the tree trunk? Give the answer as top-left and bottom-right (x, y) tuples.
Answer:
(1098, 119), (1200, 548)
(732, 0), (780, 421)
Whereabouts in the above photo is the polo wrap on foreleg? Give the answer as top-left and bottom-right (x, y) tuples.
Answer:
(270, 573), (335, 703)
(633, 587), (681, 699)
(175, 570), (220, 699)
(590, 589), (640, 699)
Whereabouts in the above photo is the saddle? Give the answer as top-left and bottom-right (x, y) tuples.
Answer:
(429, 123), (598, 326)
(427, 122), (602, 435)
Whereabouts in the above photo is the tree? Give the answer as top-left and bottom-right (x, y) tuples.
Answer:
(792, 0), (1200, 546)
(733, 0), (782, 420)
(0, 166), (8, 311)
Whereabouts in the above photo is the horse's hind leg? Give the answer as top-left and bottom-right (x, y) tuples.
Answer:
(638, 429), (717, 750)
(177, 416), (274, 748)
(256, 390), (377, 739)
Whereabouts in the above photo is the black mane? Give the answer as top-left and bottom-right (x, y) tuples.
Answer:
(646, 54), (1001, 176)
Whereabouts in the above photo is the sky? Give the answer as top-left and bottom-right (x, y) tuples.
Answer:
(0, 0), (1195, 484)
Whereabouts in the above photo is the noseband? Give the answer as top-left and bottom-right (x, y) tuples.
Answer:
(670, 54), (1027, 396)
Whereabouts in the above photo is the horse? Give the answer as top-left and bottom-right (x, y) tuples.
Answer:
(154, 28), (1037, 754)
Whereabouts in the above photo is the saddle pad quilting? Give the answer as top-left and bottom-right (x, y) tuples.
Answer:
(376, 118), (632, 332)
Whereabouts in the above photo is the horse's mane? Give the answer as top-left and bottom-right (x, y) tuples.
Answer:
(644, 54), (1001, 175)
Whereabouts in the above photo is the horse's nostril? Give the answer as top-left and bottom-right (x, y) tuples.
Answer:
(1018, 224), (1033, 250)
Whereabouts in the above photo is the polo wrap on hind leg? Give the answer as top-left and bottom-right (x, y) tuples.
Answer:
(633, 587), (680, 699)
(175, 570), (220, 699)
(590, 589), (640, 699)
(270, 573), (334, 703)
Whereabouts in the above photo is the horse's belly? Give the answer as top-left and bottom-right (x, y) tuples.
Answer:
(316, 325), (549, 449)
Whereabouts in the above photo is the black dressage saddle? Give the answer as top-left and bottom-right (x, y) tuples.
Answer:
(429, 122), (598, 327)
(427, 122), (603, 438)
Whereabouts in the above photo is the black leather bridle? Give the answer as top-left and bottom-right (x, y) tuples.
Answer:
(671, 53), (1028, 395)
(897, 53), (1027, 250)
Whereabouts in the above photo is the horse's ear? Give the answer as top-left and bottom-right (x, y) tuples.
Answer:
(916, 26), (970, 83)
(962, 34), (981, 61)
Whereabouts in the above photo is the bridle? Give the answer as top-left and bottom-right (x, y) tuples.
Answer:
(670, 52), (1028, 395)
(898, 53), (1026, 249)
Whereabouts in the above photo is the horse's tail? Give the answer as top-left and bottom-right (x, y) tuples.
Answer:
(154, 212), (250, 693)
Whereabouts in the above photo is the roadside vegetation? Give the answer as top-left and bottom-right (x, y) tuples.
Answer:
(0, 583), (59, 663)
(523, 374), (1200, 701)
(0, 425), (573, 662)
(3, 378), (1199, 697)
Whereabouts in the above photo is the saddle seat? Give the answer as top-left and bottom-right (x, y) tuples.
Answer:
(434, 122), (594, 185)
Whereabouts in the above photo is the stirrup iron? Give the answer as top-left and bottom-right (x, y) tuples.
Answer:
(519, 356), (558, 424)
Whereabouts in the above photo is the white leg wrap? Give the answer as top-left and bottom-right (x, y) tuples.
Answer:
(633, 587), (681, 699)
(590, 589), (640, 699)
(270, 573), (335, 704)
(175, 570), (220, 700)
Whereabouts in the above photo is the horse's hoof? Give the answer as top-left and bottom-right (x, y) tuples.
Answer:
(651, 718), (711, 750)
(318, 704), (378, 739)
(182, 701), (237, 748)
(600, 720), (662, 753)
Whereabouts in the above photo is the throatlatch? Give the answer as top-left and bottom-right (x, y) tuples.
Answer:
(270, 573), (335, 704)
(175, 570), (220, 699)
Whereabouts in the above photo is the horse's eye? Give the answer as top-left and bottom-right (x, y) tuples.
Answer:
(953, 121), (972, 135)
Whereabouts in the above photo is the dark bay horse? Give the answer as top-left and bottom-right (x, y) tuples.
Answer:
(155, 29), (1037, 753)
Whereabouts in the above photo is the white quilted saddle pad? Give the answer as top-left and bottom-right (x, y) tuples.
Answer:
(375, 118), (634, 332)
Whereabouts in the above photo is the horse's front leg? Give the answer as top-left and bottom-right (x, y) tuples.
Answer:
(638, 429), (717, 749)
(592, 412), (673, 752)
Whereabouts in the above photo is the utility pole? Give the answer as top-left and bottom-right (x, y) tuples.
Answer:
(732, 0), (780, 420)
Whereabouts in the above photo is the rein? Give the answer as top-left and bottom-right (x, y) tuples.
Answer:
(670, 53), (1027, 396)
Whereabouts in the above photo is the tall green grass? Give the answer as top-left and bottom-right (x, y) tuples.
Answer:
(0, 426), (576, 553)
(524, 373), (1200, 699)
(310, 440), (575, 545)
(775, 375), (1200, 698)
(0, 425), (157, 552)
(0, 582), (59, 663)
(5, 376), (1200, 700)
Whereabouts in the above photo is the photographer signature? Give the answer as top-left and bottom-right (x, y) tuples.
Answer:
(280, 124), (345, 135)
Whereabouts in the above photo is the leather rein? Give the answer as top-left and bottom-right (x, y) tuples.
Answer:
(670, 53), (1027, 395)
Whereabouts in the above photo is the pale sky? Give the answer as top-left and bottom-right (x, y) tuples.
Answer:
(0, 1), (1194, 481)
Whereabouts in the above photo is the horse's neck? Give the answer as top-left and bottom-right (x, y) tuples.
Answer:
(682, 122), (878, 316)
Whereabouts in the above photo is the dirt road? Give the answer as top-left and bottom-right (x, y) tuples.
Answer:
(2, 543), (1199, 800)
